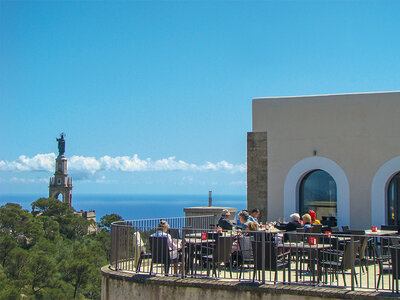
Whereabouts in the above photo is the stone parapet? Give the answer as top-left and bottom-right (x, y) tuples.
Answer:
(101, 266), (393, 300)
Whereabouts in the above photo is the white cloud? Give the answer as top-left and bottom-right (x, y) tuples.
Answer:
(99, 155), (148, 171)
(0, 153), (56, 172)
(0, 153), (247, 181)
(198, 161), (247, 173)
(10, 177), (48, 184)
(69, 155), (101, 174)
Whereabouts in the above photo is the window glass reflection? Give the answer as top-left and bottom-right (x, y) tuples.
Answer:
(387, 173), (400, 226)
(299, 170), (337, 221)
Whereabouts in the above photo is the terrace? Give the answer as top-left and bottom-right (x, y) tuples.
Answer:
(104, 215), (400, 299)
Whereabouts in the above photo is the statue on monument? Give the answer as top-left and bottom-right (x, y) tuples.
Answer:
(56, 133), (66, 156)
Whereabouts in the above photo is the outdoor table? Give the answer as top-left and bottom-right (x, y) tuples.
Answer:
(365, 230), (398, 257)
(259, 227), (284, 233)
(279, 242), (332, 283)
(185, 231), (238, 239)
(365, 230), (398, 236)
(183, 238), (215, 275)
(184, 232), (203, 238)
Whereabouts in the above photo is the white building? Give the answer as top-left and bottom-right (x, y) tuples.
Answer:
(247, 91), (400, 229)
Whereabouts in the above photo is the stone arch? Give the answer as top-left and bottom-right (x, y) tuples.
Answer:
(283, 156), (350, 227)
(371, 156), (400, 226)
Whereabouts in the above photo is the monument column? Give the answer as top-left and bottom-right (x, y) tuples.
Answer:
(49, 133), (73, 206)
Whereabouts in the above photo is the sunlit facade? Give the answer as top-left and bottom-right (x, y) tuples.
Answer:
(247, 91), (400, 228)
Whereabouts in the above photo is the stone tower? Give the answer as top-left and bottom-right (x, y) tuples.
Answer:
(49, 133), (73, 206)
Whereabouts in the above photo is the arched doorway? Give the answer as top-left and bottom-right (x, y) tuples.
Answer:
(387, 172), (400, 226)
(371, 156), (400, 226)
(299, 170), (337, 221)
(284, 156), (350, 227)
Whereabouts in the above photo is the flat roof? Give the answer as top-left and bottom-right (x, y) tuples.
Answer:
(253, 90), (400, 101)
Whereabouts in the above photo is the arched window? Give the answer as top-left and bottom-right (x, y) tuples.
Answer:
(299, 170), (337, 220)
(387, 172), (400, 226)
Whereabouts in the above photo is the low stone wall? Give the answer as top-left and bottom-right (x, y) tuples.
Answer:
(101, 266), (392, 300)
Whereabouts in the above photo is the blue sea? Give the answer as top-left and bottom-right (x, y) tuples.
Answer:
(0, 194), (246, 222)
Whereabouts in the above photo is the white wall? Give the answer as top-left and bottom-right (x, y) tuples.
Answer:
(252, 92), (400, 228)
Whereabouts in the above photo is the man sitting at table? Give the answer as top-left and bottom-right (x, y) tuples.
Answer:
(276, 213), (302, 231)
(217, 209), (234, 230)
(248, 208), (261, 225)
(239, 211), (252, 231)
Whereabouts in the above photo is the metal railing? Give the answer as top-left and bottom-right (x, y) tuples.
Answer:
(110, 220), (400, 294)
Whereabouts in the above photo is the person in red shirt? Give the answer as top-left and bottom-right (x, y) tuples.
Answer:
(308, 210), (321, 225)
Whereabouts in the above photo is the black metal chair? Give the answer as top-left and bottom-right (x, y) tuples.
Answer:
(136, 251), (152, 273)
(381, 225), (399, 231)
(207, 232), (222, 240)
(319, 240), (360, 286)
(349, 230), (373, 273)
(377, 252), (391, 289)
(134, 232), (151, 273)
(311, 224), (323, 233)
(342, 226), (350, 233)
(379, 229), (400, 257)
(390, 246), (400, 293)
(330, 226), (339, 233)
(251, 240), (291, 283)
(168, 228), (181, 240)
(202, 236), (234, 278)
(149, 236), (172, 275)
(238, 236), (254, 280)
(377, 245), (400, 291)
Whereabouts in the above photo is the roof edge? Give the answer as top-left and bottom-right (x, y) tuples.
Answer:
(253, 91), (400, 101)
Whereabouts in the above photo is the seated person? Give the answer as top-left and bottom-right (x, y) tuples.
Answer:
(248, 208), (261, 225)
(239, 211), (251, 231)
(217, 209), (234, 230)
(302, 214), (312, 232)
(308, 210), (321, 225)
(246, 221), (258, 232)
(276, 213), (302, 231)
(151, 220), (181, 274)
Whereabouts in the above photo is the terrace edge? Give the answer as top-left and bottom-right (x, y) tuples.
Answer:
(101, 265), (393, 300)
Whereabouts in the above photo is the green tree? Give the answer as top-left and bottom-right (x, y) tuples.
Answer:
(0, 203), (44, 249)
(98, 213), (123, 231)
(0, 267), (19, 300)
(26, 250), (57, 297)
(0, 203), (36, 236)
(32, 198), (89, 240)
(38, 215), (60, 242)
(31, 197), (72, 217)
(94, 229), (111, 260)
(0, 198), (114, 299)
(4, 247), (29, 280)
(59, 214), (90, 240)
(0, 233), (17, 267)
(60, 241), (107, 298)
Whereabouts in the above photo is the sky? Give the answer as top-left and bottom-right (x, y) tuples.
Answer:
(1, 0), (400, 196)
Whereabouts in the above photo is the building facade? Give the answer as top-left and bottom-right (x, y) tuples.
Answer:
(247, 91), (400, 229)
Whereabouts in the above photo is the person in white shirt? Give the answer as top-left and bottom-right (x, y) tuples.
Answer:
(151, 220), (181, 274)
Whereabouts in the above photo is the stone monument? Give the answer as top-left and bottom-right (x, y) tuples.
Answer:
(49, 133), (73, 206)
